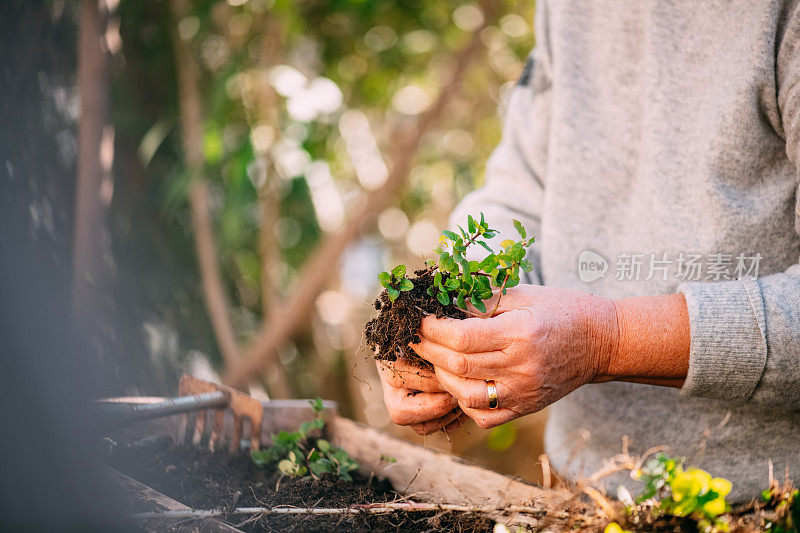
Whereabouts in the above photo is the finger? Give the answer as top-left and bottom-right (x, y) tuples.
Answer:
(383, 386), (458, 426)
(376, 359), (444, 392)
(420, 313), (516, 353)
(459, 404), (517, 429)
(409, 337), (505, 378)
(409, 407), (463, 435)
(434, 367), (510, 410)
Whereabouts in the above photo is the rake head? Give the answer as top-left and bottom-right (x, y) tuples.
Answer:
(178, 375), (263, 454)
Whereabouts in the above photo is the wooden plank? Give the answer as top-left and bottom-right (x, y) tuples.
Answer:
(327, 415), (571, 510)
(105, 466), (243, 533)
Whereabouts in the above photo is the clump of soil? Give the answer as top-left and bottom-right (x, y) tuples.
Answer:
(364, 267), (467, 369)
(109, 437), (492, 532)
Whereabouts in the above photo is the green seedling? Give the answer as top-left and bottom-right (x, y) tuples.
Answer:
(251, 398), (359, 482)
(378, 213), (534, 315)
(378, 264), (414, 302)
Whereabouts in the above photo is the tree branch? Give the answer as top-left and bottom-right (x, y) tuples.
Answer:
(169, 0), (241, 368)
(224, 2), (495, 389)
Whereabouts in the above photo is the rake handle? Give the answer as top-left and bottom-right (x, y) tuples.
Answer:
(94, 391), (228, 429)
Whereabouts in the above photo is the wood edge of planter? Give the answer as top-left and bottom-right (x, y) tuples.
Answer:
(327, 414), (572, 511)
(104, 466), (244, 533)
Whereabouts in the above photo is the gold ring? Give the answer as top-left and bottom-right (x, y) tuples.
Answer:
(486, 380), (499, 409)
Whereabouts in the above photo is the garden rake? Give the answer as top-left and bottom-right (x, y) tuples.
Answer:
(95, 374), (263, 454)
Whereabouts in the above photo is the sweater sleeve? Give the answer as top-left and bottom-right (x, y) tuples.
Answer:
(677, 3), (800, 407)
(448, 3), (552, 285)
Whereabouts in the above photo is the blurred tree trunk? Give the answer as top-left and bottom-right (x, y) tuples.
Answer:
(169, 0), (242, 370)
(254, 15), (293, 398)
(73, 0), (114, 363)
(224, 5), (494, 389)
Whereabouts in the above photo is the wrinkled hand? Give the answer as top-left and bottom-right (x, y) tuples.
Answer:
(376, 358), (467, 435)
(409, 284), (619, 429)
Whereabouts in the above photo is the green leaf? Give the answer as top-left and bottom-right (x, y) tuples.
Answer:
(480, 255), (498, 271)
(378, 271), (391, 287)
(426, 286), (437, 297)
(310, 459), (334, 476)
(467, 215), (476, 233)
(437, 291), (450, 306)
(510, 244), (526, 262)
(461, 259), (471, 276)
(513, 219), (526, 239)
(391, 264), (406, 280)
(455, 292), (466, 309)
(387, 287), (400, 301)
(520, 259), (533, 272)
(480, 212), (486, 226)
(317, 439), (331, 452)
(442, 230), (459, 242)
(434, 271), (442, 286)
(310, 398), (325, 412)
(251, 449), (271, 467)
(458, 225), (468, 239)
(475, 276), (490, 291)
(445, 277), (460, 290)
(471, 293), (486, 313)
(477, 240), (493, 253)
(399, 279), (414, 291)
(438, 253), (452, 270)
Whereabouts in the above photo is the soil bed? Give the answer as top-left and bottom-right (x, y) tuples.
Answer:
(108, 436), (493, 532)
(365, 267), (467, 369)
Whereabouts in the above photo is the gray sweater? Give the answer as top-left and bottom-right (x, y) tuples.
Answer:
(451, 0), (800, 502)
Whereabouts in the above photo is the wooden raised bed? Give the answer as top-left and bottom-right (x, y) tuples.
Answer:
(106, 398), (578, 531)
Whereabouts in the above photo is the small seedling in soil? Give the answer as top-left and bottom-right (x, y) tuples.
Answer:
(250, 398), (359, 481)
(365, 213), (534, 368)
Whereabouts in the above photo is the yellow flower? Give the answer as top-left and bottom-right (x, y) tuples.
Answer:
(702, 496), (727, 517)
(688, 468), (712, 491)
(673, 468), (712, 497)
(710, 477), (732, 497)
(604, 522), (624, 533)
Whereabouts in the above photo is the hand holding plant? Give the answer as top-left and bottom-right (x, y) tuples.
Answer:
(412, 283), (619, 429)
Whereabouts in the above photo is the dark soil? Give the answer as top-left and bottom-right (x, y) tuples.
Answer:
(365, 268), (467, 369)
(108, 436), (492, 532)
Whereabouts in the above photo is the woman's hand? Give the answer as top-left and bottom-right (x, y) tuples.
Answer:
(409, 284), (619, 429)
(376, 358), (467, 435)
